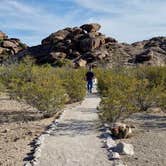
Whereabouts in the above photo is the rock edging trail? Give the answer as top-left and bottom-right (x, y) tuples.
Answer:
(29, 94), (114, 166)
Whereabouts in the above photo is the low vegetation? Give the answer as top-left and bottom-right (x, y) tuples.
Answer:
(0, 56), (165, 123)
(96, 66), (166, 123)
(0, 58), (86, 117)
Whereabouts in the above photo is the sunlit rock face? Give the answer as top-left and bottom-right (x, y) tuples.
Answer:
(14, 24), (166, 67)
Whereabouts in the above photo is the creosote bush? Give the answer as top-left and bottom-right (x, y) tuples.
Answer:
(58, 68), (86, 102)
(0, 59), (86, 116)
(96, 66), (166, 123)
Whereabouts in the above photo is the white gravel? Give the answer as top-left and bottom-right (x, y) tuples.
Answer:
(36, 94), (113, 166)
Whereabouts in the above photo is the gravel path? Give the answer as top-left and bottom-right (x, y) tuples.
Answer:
(37, 94), (113, 166)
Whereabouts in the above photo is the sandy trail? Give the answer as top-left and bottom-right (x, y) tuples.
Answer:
(37, 94), (113, 166)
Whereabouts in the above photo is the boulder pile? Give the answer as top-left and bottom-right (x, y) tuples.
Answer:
(5, 23), (166, 67)
(0, 31), (27, 63)
(129, 37), (166, 66)
(17, 23), (118, 67)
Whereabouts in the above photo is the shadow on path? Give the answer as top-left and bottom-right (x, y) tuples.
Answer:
(50, 119), (100, 136)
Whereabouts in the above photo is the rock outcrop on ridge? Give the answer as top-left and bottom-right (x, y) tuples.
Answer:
(7, 23), (166, 67)
(0, 31), (27, 63)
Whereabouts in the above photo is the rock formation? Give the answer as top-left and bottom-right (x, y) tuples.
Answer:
(129, 37), (166, 66)
(0, 31), (27, 63)
(4, 23), (166, 67)
(110, 123), (132, 139)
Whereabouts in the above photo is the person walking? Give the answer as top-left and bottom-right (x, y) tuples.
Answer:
(85, 67), (94, 93)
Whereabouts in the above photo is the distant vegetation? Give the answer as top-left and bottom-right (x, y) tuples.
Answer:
(96, 66), (166, 122)
(0, 56), (165, 122)
(0, 57), (86, 117)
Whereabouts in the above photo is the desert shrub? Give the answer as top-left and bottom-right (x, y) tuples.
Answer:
(96, 66), (166, 122)
(97, 70), (137, 122)
(0, 82), (4, 93)
(18, 66), (67, 114)
(134, 66), (166, 88)
(95, 68), (113, 96)
(19, 42), (27, 49)
(133, 66), (166, 110)
(53, 59), (73, 68)
(0, 39), (3, 45)
(64, 69), (86, 102)
(54, 68), (86, 102)
(0, 50), (11, 64)
(0, 60), (86, 115)
(0, 67), (5, 94)
(0, 63), (66, 115)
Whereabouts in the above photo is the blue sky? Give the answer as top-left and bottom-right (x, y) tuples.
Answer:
(0, 0), (166, 46)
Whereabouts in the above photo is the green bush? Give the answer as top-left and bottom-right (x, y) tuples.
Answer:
(0, 78), (5, 95)
(0, 67), (5, 93)
(54, 68), (86, 102)
(53, 59), (73, 68)
(19, 42), (27, 49)
(0, 60), (86, 115)
(19, 67), (67, 114)
(133, 67), (166, 110)
(0, 39), (3, 45)
(97, 70), (137, 122)
(96, 66), (166, 123)
(134, 66), (166, 88)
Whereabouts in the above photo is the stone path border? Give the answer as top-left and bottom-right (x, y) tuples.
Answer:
(24, 93), (134, 166)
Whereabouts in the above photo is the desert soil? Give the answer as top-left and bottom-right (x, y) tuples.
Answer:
(122, 110), (166, 166)
(0, 92), (166, 166)
(36, 94), (113, 166)
(0, 94), (55, 166)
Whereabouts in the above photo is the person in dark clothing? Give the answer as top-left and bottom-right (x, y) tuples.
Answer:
(86, 68), (94, 93)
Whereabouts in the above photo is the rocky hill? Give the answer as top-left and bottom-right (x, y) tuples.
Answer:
(8, 24), (166, 67)
(0, 31), (27, 63)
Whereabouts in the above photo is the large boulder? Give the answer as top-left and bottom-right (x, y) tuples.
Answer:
(53, 42), (68, 53)
(69, 27), (84, 37)
(2, 40), (17, 48)
(73, 34), (86, 42)
(80, 23), (101, 33)
(0, 47), (4, 54)
(110, 123), (132, 139)
(115, 142), (134, 156)
(67, 51), (80, 60)
(0, 31), (8, 40)
(135, 50), (153, 63)
(0, 32), (27, 63)
(42, 30), (70, 45)
(82, 52), (97, 63)
(2, 40), (23, 54)
(105, 37), (117, 43)
(79, 37), (102, 52)
(50, 52), (66, 60)
(93, 50), (109, 60)
(86, 32), (100, 38)
(75, 59), (87, 67)
(12, 47), (23, 54)
(10, 38), (21, 43)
